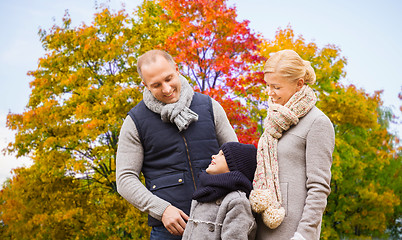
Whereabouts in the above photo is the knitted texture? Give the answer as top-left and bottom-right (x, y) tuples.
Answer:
(221, 142), (257, 181)
(143, 75), (198, 131)
(250, 85), (317, 229)
(192, 171), (253, 202)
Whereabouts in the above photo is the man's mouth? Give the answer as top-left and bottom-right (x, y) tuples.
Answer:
(165, 90), (174, 97)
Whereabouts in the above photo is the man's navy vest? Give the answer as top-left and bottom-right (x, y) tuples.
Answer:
(128, 92), (220, 226)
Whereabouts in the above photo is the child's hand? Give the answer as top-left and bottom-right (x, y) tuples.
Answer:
(162, 205), (189, 235)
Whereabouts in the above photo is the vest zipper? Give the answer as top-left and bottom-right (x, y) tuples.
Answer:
(181, 135), (197, 190)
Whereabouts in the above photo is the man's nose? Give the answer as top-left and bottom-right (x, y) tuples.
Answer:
(161, 83), (170, 93)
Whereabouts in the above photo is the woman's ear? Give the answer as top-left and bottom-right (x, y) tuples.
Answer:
(296, 78), (305, 91)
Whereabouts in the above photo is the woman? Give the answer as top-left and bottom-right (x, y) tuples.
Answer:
(249, 49), (335, 240)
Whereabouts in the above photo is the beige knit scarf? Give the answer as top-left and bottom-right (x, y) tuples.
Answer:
(249, 85), (317, 229)
(143, 75), (198, 132)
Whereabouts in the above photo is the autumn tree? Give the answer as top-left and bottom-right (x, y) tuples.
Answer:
(5, 1), (175, 194)
(3, 3), (175, 237)
(157, 0), (265, 145)
(322, 87), (401, 239)
(0, 163), (150, 239)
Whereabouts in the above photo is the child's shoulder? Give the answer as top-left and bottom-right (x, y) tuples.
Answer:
(222, 190), (249, 203)
(221, 191), (253, 215)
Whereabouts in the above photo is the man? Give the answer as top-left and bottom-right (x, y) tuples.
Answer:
(116, 50), (237, 239)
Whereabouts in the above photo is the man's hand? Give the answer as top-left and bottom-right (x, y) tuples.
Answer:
(161, 205), (189, 236)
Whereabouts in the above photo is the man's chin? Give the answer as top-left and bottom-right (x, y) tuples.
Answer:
(163, 97), (179, 104)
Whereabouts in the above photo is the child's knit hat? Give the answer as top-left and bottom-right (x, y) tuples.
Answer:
(221, 142), (257, 181)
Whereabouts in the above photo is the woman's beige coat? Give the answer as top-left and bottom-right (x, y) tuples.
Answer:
(256, 106), (335, 240)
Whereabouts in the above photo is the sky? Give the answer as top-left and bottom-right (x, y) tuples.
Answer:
(0, 0), (401, 185)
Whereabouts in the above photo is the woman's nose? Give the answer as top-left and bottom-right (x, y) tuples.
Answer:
(267, 87), (274, 96)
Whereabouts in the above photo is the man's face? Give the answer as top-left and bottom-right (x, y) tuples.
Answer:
(141, 55), (181, 104)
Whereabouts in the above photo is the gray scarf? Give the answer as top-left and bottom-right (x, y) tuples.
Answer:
(143, 75), (198, 132)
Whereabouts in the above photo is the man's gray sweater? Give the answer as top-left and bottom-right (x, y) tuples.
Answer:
(116, 98), (238, 221)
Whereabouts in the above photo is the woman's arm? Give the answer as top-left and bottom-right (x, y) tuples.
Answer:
(296, 114), (335, 239)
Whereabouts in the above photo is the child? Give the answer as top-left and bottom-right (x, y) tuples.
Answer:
(182, 142), (257, 240)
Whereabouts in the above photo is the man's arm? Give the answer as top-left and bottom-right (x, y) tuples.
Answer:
(117, 115), (190, 235)
(116, 115), (171, 220)
(211, 98), (238, 145)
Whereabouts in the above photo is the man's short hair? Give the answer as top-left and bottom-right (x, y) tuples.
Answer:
(137, 50), (176, 80)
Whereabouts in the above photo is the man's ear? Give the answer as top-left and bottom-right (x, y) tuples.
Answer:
(175, 64), (180, 74)
(142, 81), (149, 89)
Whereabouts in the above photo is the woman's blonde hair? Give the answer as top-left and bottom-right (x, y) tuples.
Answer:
(263, 49), (316, 85)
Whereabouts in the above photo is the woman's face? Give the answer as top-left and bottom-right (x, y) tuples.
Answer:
(264, 72), (304, 106)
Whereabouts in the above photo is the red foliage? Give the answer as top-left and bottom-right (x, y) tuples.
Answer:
(159, 0), (264, 144)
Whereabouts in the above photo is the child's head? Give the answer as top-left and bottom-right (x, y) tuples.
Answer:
(206, 142), (257, 181)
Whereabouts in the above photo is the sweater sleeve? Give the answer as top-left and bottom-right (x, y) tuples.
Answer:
(221, 195), (257, 240)
(296, 115), (335, 239)
(211, 98), (238, 146)
(116, 115), (171, 220)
